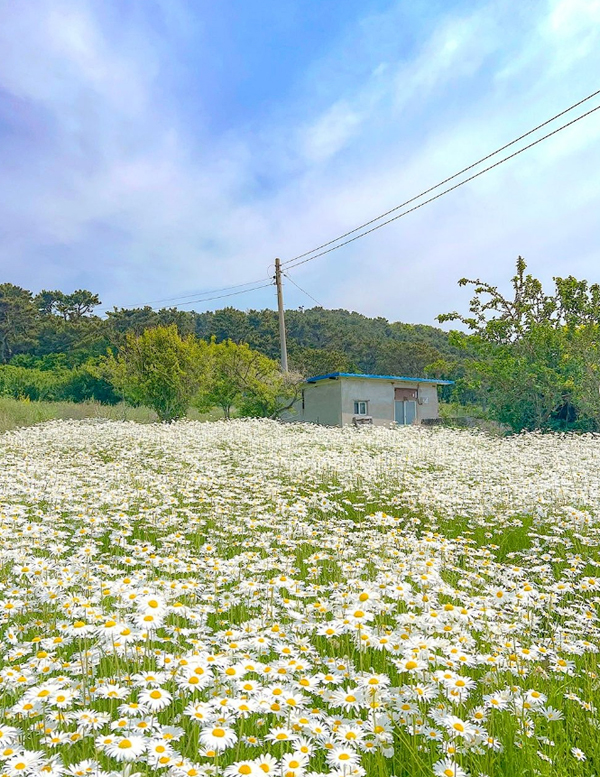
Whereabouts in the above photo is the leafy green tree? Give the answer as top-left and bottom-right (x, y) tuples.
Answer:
(197, 340), (244, 419)
(0, 284), (39, 363)
(106, 325), (211, 421)
(236, 364), (303, 419)
(191, 305), (461, 372)
(438, 258), (600, 431)
(0, 365), (58, 401)
(0, 281), (474, 407)
(105, 306), (161, 338)
(35, 289), (100, 321)
(198, 340), (302, 419)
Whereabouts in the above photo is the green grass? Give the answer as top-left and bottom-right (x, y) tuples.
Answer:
(0, 396), (224, 432)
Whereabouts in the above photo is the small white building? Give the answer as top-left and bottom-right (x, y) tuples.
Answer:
(290, 372), (453, 427)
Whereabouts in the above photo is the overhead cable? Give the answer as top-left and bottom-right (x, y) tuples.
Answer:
(151, 282), (275, 310)
(100, 278), (269, 312)
(284, 101), (600, 270)
(282, 88), (600, 268)
(283, 272), (323, 307)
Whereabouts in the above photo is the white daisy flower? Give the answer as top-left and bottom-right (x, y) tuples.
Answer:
(199, 725), (237, 751)
(138, 687), (172, 712)
(103, 735), (147, 761)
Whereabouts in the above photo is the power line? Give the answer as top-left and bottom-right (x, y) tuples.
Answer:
(145, 282), (275, 310)
(282, 87), (600, 268)
(283, 272), (323, 307)
(99, 278), (269, 312)
(97, 87), (600, 315)
(284, 101), (600, 270)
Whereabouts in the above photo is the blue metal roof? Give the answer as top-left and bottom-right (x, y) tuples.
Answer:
(305, 372), (454, 385)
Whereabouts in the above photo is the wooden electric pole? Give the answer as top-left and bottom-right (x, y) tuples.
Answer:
(274, 257), (288, 373)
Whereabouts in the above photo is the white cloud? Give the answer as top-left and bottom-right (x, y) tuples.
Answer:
(301, 100), (365, 163)
(1, 0), (599, 323)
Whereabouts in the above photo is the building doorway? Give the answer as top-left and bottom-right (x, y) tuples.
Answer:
(395, 400), (417, 425)
(394, 386), (418, 425)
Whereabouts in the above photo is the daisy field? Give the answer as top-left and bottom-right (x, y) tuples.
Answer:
(0, 419), (599, 777)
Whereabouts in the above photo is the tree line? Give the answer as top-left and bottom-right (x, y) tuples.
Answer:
(2, 258), (599, 430)
(0, 284), (459, 417)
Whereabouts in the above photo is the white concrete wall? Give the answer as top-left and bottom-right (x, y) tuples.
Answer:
(341, 378), (394, 426)
(284, 377), (441, 427)
(299, 379), (342, 426)
(417, 382), (439, 421)
(340, 377), (439, 426)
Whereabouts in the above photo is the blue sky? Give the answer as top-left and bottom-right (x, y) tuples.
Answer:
(1, 0), (599, 325)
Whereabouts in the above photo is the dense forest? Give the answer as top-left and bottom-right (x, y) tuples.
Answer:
(0, 283), (463, 405)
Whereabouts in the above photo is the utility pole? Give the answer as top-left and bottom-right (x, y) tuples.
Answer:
(274, 257), (288, 373)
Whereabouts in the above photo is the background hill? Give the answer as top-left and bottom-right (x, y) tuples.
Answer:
(0, 283), (465, 406)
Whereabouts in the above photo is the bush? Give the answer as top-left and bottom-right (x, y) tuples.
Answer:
(0, 365), (61, 401)
(0, 363), (121, 404)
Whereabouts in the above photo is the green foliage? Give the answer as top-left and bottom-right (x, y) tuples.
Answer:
(288, 346), (355, 377)
(0, 281), (467, 394)
(192, 306), (459, 374)
(196, 340), (242, 418)
(35, 289), (101, 320)
(0, 283), (39, 363)
(370, 340), (442, 377)
(0, 362), (120, 404)
(236, 367), (303, 419)
(61, 362), (121, 404)
(198, 340), (302, 419)
(0, 365), (58, 401)
(105, 305), (197, 339)
(438, 258), (600, 432)
(106, 324), (211, 422)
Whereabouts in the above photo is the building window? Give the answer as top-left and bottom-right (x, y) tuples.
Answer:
(354, 400), (368, 415)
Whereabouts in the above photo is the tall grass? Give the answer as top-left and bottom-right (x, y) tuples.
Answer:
(0, 396), (224, 432)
